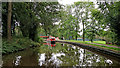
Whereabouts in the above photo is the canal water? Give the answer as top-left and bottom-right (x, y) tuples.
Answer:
(2, 43), (120, 67)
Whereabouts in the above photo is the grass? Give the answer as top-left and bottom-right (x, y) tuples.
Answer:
(85, 41), (106, 44)
(85, 41), (120, 47)
(2, 37), (42, 54)
(65, 40), (120, 52)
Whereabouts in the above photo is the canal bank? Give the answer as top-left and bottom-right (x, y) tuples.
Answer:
(2, 37), (42, 55)
(56, 40), (120, 61)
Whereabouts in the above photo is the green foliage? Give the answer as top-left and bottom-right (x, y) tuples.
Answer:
(2, 2), (62, 43)
(2, 37), (41, 54)
(58, 5), (81, 40)
(85, 8), (107, 42)
(38, 2), (62, 36)
(2, 3), (8, 38)
(73, 2), (94, 41)
(59, 14), (78, 40)
(34, 36), (43, 43)
(105, 30), (117, 44)
(97, 2), (120, 45)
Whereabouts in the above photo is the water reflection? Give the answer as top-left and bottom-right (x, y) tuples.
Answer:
(38, 53), (45, 66)
(49, 53), (65, 66)
(61, 43), (64, 46)
(14, 56), (21, 66)
(105, 59), (113, 64)
(2, 43), (120, 67)
(43, 42), (56, 47)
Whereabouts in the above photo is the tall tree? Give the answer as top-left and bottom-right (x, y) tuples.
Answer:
(37, 2), (61, 36)
(7, 2), (12, 40)
(73, 2), (94, 41)
(85, 8), (106, 42)
(97, 2), (120, 45)
(2, 2), (62, 42)
(2, 3), (8, 38)
(59, 5), (78, 40)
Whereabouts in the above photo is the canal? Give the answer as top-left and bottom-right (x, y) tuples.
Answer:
(2, 42), (120, 67)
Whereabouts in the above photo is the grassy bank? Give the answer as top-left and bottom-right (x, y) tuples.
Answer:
(84, 41), (119, 47)
(65, 40), (120, 52)
(85, 41), (106, 44)
(2, 37), (43, 54)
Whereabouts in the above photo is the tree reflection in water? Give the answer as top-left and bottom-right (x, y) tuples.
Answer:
(14, 56), (21, 66)
(2, 43), (120, 67)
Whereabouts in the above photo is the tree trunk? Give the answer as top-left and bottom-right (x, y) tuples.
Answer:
(75, 27), (77, 40)
(12, 21), (15, 35)
(7, 2), (12, 40)
(90, 38), (93, 42)
(44, 29), (47, 36)
(75, 35), (77, 40)
(83, 22), (85, 41)
(29, 23), (37, 41)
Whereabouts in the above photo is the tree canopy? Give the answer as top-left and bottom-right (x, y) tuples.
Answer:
(2, 1), (120, 45)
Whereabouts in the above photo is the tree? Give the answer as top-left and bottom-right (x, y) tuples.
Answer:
(37, 2), (61, 36)
(7, 2), (12, 40)
(2, 2), (62, 42)
(73, 2), (94, 41)
(97, 2), (120, 45)
(59, 5), (79, 40)
(2, 3), (8, 38)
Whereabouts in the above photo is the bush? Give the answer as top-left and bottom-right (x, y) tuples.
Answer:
(34, 36), (43, 43)
(2, 37), (41, 54)
(39, 37), (44, 43)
